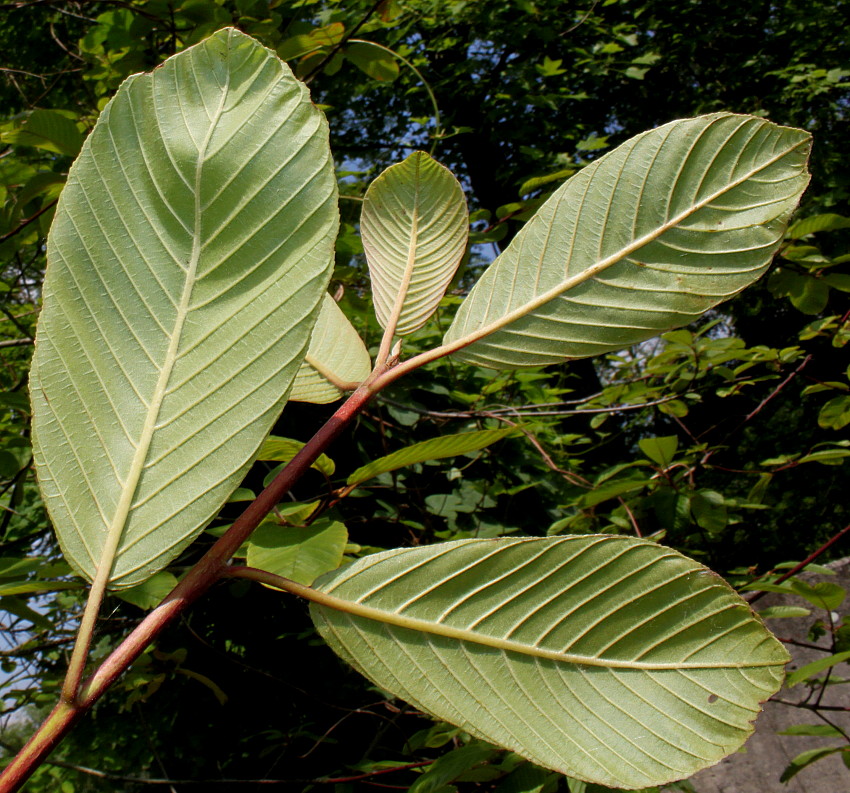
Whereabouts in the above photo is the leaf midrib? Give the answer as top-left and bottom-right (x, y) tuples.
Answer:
(94, 72), (231, 587)
(300, 579), (782, 670)
(447, 133), (809, 354)
(384, 154), (421, 337)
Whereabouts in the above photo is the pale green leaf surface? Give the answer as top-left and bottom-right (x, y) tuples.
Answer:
(30, 29), (338, 589)
(444, 114), (811, 369)
(362, 151), (468, 336)
(290, 294), (371, 404)
(246, 519), (347, 585)
(309, 536), (787, 789)
(346, 427), (516, 487)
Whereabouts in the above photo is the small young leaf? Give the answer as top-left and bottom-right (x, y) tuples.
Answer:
(638, 436), (678, 467)
(362, 151), (468, 336)
(344, 41), (399, 82)
(787, 213), (850, 238)
(818, 395), (850, 430)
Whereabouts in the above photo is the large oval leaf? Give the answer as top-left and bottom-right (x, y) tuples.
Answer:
(444, 114), (811, 368)
(362, 151), (468, 336)
(309, 536), (787, 789)
(30, 29), (338, 589)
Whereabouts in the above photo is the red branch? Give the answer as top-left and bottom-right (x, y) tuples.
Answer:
(0, 385), (377, 793)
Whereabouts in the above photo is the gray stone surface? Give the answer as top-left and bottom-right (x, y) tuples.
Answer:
(689, 558), (850, 793)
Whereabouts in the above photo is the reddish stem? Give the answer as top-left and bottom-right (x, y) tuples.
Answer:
(745, 522), (850, 604)
(0, 384), (376, 793)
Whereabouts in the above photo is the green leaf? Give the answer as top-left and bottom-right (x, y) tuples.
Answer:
(638, 436), (678, 467)
(780, 746), (846, 782)
(756, 605), (811, 619)
(823, 273), (850, 292)
(246, 518), (347, 585)
(115, 571), (178, 609)
(290, 294), (371, 404)
(346, 427), (516, 487)
(787, 213), (850, 238)
(0, 580), (83, 596)
(743, 579), (845, 610)
(0, 596), (52, 630)
(785, 650), (850, 688)
(276, 22), (345, 61)
(582, 476), (649, 507)
(1, 109), (83, 157)
(362, 151), (468, 336)
(778, 724), (846, 737)
(309, 536), (788, 789)
(444, 114), (810, 369)
(30, 29), (338, 589)
(344, 41), (400, 82)
(408, 744), (498, 793)
(257, 436), (335, 477)
(690, 490), (727, 533)
(518, 169), (575, 197)
(818, 395), (850, 430)
(792, 580), (846, 610)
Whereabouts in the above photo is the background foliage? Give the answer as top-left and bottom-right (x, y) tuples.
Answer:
(0, 1), (848, 790)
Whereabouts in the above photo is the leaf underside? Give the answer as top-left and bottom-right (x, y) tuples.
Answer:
(362, 151), (468, 336)
(290, 294), (371, 404)
(310, 536), (788, 789)
(445, 113), (811, 369)
(30, 29), (338, 588)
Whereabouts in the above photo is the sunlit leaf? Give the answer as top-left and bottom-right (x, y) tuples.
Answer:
(246, 518), (348, 586)
(445, 114), (810, 369)
(30, 29), (338, 589)
(309, 536), (787, 788)
(362, 151), (468, 336)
